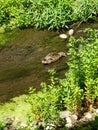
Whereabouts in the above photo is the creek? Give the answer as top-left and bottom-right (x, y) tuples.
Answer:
(0, 22), (98, 103)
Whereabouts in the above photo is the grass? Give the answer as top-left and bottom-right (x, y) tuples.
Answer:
(0, 0), (98, 30)
(0, 95), (31, 125)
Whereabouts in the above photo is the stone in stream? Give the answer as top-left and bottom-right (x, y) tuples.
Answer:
(59, 34), (68, 39)
(59, 29), (74, 39)
(68, 29), (74, 36)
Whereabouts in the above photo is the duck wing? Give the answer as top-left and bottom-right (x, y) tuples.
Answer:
(45, 53), (59, 60)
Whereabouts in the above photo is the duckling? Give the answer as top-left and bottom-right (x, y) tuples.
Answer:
(42, 52), (66, 64)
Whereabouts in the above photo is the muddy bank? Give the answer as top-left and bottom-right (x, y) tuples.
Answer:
(0, 21), (98, 103)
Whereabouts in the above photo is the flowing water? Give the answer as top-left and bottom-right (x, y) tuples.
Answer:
(0, 22), (98, 103)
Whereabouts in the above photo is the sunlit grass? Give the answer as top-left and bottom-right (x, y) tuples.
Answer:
(0, 95), (31, 124)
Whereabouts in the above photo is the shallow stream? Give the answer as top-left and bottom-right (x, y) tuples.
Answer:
(0, 22), (98, 103)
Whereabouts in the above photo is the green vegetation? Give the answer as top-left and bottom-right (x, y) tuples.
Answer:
(0, 0), (98, 30)
(72, 0), (98, 22)
(0, 0), (98, 129)
(27, 70), (64, 129)
(60, 28), (98, 112)
(26, 28), (98, 129)
(0, 95), (31, 129)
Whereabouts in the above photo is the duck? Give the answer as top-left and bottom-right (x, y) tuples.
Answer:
(42, 52), (66, 64)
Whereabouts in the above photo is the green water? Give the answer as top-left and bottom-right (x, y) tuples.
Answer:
(0, 28), (68, 102)
(0, 21), (98, 103)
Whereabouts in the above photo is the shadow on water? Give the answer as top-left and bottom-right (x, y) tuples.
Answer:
(0, 21), (98, 103)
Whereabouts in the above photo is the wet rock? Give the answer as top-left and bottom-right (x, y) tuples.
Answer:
(71, 114), (78, 120)
(79, 117), (88, 125)
(65, 123), (73, 128)
(3, 116), (14, 125)
(68, 29), (74, 36)
(60, 110), (78, 128)
(84, 112), (93, 120)
(66, 117), (72, 124)
(71, 114), (78, 125)
(59, 34), (68, 39)
(59, 110), (71, 119)
(96, 109), (98, 114)
(46, 123), (55, 130)
(79, 111), (96, 125)
(59, 29), (74, 40)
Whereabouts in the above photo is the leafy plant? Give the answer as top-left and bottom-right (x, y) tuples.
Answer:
(31, 0), (73, 29)
(26, 28), (98, 129)
(79, 29), (98, 105)
(60, 37), (85, 112)
(0, 121), (6, 130)
(72, 0), (98, 22)
(60, 28), (98, 112)
(0, 0), (98, 30)
(27, 69), (63, 129)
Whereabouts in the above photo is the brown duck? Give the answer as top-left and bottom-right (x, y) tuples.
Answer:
(42, 52), (66, 64)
